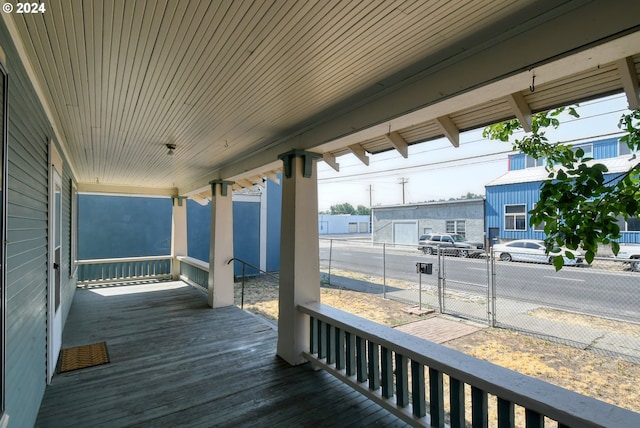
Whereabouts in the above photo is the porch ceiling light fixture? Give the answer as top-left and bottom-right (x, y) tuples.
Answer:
(166, 143), (176, 155)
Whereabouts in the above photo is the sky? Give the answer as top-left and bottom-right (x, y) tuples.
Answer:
(316, 93), (632, 212)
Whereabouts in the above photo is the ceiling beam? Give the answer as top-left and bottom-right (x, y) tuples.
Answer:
(264, 171), (280, 184)
(435, 116), (459, 148)
(348, 144), (370, 166)
(505, 92), (533, 132)
(384, 132), (409, 158)
(190, 194), (211, 206)
(199, 24), (640, 194)
(616, 56), (640, 110)
(236, 178), (255, 189)
(322, 153), (340, 172)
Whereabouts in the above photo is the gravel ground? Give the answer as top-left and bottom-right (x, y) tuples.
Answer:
(234, 275), (640, 416)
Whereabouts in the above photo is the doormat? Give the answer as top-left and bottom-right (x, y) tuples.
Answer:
(58, 341), (109, 373)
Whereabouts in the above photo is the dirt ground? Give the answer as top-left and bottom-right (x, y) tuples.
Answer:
(234, 275), (640, 415)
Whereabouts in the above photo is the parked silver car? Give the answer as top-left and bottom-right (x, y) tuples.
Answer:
(614, 243), (640, 272)
(493, 239), (583, 265)
(417, 233), (484, 257)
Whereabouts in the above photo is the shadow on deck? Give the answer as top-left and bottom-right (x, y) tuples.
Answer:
(36, 282), (406, 427)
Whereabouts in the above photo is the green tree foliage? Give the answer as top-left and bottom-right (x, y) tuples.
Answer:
(483, 107), (640, 270)
(321, 203), (371, 215)
(355, 205), (371, 215)
(330, 202), (355, 215)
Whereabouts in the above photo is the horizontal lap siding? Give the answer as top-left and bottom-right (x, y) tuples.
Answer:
(485, 182), (543, 241)
(1, 19), (74, 428)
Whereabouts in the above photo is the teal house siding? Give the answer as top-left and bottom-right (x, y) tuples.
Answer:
(1, 19), (76, 428)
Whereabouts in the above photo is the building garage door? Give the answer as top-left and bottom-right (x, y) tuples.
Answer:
(393, 221), (418, 245)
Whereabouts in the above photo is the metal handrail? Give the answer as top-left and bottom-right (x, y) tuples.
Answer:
(227, 257), (279, 309)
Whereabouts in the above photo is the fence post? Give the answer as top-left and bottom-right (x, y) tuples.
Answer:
(437, 245), (443, 313)
(490, 248), (497, 328)
(418, 268), (422, 311)
(328, 239), (333, 286)
(383, 242), (386, 299)
(486, 250), (491, 326)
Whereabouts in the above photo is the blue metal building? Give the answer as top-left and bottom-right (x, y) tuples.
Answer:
(318, 214), (370, 235)
(485, 136), (640, 246)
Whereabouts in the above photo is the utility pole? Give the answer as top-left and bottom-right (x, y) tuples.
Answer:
(368, 184), (373, 234)
(399, 178), (408, 204)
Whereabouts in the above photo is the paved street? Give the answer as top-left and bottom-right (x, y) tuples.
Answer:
(319, 240), (640, 322)
(319, 237), (640, 361)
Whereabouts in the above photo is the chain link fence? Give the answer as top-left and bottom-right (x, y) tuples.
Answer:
(320, 237), (640, 362)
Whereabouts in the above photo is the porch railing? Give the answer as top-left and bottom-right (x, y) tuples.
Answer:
(227, 257), (279, 308)
(77, 255), (172, 286)
(300, 301), (640, 428)
(177, 256), (209, 292)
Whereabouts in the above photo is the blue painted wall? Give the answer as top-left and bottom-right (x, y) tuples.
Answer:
(187, 177), (282, 274)
(592, 137), (619, 159)
(509, 153), (525, 170)
(510, 137), (621, 172)
(233, 201), (261, 276)
(188, 200), (261, 276)
(485, 181), (544, 241)
(266, 177), (282, 272)
(78, 195), (172, 259)
(187, 199), (210, 263)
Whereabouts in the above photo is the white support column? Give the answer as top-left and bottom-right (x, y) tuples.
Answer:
(277, 150), (322, 365)
(171, 196), (188, 280)
(208, 180), (235, 308)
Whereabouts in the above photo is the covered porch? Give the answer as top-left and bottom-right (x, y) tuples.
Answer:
(36, 281), (404, 427)
(2, 1), (640, 426)
(37, 276), (640, 427)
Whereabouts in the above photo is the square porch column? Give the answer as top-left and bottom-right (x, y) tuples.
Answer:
(171, 196), (188, 280)
(208, 180), (235, 308)
(277, 150), (322, 365)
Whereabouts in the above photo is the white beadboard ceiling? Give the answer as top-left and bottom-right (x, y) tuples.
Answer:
(5, 0), (640, 196)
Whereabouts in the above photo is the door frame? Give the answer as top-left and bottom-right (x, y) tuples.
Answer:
(47, 141), (63, 383)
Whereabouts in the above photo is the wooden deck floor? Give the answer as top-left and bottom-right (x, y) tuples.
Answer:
(36, 282), (407, 427)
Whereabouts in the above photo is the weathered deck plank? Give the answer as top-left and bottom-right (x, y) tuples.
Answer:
(36, 282), (407, 427)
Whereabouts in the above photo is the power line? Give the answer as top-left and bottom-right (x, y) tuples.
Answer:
(319, 151), (509, 182)
(319, 100), (629, 176)
(318, 127), (627, 184)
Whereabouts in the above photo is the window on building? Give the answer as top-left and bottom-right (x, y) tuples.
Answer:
(572, 143), (593, 159)
(526, 155), (545, 168)
(504, 204), (526, 231)
(619, 140), (638, 156)
(446, 220), (466, 237)
(617, 215), (640, 232)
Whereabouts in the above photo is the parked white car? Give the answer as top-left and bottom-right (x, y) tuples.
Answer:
(614, 243), (640, 272)
(492, 239), (583, 265)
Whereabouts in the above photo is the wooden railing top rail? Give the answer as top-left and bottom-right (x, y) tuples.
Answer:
(176, 255), (209, 271)
(78, 255), (172, 264)
(299, 301), (640, 427)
